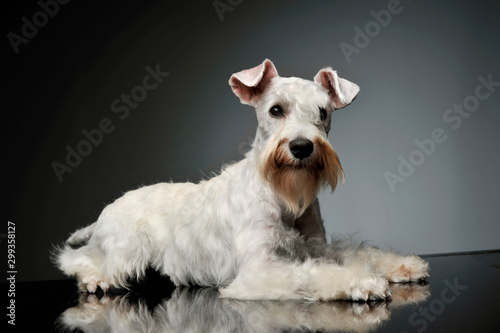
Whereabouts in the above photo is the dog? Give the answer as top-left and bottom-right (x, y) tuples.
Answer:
(54, 59), (429, 301)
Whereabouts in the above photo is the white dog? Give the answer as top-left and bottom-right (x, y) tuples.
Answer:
(55, 59), (429, 301)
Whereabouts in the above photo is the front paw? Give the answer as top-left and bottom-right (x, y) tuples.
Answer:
(347, 275), (391, 301)
(384, 255), (429, 283)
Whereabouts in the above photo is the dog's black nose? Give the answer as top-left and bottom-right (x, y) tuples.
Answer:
(289, 139), (314, 160)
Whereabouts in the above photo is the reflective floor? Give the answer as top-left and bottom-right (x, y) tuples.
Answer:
(7, 251), (500, 332)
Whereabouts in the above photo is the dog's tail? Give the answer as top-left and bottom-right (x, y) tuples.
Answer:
(65, 223), (96, 249)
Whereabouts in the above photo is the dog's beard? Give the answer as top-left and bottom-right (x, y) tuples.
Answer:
(259, 138), (344, 216)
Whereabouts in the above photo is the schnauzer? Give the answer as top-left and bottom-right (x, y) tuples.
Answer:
(55, 59), (429, 301)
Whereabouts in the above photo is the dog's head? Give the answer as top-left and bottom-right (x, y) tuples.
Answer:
(229, 59), (359, 216)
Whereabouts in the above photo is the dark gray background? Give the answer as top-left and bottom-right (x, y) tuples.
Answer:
(5, 0), (499, 282)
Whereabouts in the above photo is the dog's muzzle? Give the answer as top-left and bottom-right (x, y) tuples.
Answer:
(259, 137), (343, 216)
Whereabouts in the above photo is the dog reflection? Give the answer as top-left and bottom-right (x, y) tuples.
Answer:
(59, 283), (430, 333)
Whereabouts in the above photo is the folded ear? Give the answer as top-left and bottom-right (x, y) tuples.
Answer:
(229, 59), (278, 106)
(314, 68), (360, 109)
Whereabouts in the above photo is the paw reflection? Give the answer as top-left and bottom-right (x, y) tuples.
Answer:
(390, 281), (431, 307)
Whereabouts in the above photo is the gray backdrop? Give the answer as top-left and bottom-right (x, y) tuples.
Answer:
(5, 0), (499, 282)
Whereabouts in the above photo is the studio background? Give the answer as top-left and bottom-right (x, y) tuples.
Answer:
(5, 0), (499, 282)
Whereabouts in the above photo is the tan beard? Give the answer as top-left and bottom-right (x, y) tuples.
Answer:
(259, 138), (344, 216)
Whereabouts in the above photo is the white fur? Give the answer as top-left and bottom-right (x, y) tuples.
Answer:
(54, 59), (429, 300)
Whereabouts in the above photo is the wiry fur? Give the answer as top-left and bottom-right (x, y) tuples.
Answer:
(54, 59), (429, 300)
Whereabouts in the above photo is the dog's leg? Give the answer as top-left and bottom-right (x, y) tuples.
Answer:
(344, 247), (429, 283)
(56, 230), (151, 293)
(363, 249), (429, 283)
(57, 242), (151, 292)
(321, 236), (429, 283)
(56, 245), (110, 293)
(219, 256), (390, 301)
(54, 222), (113, 292)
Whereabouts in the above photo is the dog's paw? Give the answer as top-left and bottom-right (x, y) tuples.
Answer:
(80, 275), (111, 293)
(382, 255), (429, 283)
(347, 275), (391, 302)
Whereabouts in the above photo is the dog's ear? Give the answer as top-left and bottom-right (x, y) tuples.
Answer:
(314, 68), (360, 109)
(229, 59), (278, 106)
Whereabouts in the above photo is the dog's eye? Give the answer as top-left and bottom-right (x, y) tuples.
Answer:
(269, 105), (284, 118)
(319, 108), (327, 121)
